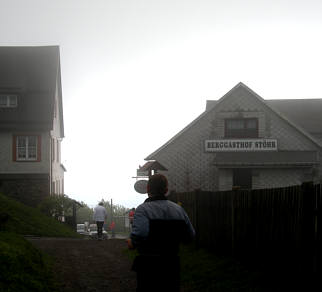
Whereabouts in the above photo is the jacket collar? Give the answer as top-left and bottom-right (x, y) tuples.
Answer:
(144, 195), (168, 203)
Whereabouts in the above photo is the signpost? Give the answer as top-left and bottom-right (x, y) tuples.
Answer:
(136, 170), (149, 177)
(133, 161), (167, 193)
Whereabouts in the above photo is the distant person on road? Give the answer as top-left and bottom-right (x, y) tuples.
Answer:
(109, 221), (115, 238)
(127, 174), (195, 292)
(93, 202), (107, 240)
(128, 208), (135, 231)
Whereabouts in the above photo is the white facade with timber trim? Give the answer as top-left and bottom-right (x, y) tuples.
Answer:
(0, 46), (65, 206)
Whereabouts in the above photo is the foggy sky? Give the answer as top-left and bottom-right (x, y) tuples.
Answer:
(1, 0), (322, 207)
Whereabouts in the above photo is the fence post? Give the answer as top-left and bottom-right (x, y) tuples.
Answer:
(72, 201), (77, 230)
(301, 182), (315, 275)
(231, 188), (237, 258)
(194, 189), (200, 249)
(316, 184), (322, 275)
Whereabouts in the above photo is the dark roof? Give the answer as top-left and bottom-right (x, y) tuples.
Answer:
(206, 98), (322, 135)
(266, 99), (322, 135)
(0, 46), (63, 135)
(212, 151), (318, 167)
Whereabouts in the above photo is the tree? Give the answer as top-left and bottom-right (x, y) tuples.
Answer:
(99, 199), (129, 222)
(38, 194), (82, 220)
(76, 203), (94, 224)
(92, 199), (131, 233)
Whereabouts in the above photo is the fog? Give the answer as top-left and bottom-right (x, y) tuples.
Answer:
(1, 0), (322, 207)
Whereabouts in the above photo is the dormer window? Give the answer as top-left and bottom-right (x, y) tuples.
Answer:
(0, 94), (18, 107)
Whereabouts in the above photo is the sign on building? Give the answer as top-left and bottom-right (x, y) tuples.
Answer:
(205, 139), (278, 152)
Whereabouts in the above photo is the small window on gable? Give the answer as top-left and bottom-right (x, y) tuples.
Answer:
(225, 118), (258, 138)
(0, 94), (18, 107)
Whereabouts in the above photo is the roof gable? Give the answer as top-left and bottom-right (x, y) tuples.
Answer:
(146, 83), (321, 160)
(0, 46), (63, 133)
(201, 82), (322, 148)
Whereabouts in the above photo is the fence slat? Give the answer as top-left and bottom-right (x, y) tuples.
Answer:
(168, 182), (321, 273)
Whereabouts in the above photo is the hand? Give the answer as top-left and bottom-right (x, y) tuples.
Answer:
(127, 238), (134, 249)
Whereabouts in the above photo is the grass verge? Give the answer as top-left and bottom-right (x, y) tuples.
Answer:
(0, 193), (80, 237)
(125, 244), (265, 291)
(0, 193), (81, 291)
(180, 244), (263, 292)
(0, 231), (58, 292)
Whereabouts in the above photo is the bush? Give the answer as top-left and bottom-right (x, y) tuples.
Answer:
(38, 194), (75, 219)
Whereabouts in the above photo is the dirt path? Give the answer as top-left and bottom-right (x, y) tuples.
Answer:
(29, 237), (137, 292)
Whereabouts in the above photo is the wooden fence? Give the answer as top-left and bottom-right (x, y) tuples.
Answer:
(168, 182), (322, 274)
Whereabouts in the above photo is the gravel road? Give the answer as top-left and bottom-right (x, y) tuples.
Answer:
(29, 237), (137, 292)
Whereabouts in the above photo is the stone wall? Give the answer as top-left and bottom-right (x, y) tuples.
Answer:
(0, 174), (50, 207)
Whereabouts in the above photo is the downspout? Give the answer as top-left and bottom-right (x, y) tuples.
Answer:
(50, 132), (53, 195)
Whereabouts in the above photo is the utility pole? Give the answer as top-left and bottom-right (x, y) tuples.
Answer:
(110, 198), (115, 238)
(110, 198), (113, 222)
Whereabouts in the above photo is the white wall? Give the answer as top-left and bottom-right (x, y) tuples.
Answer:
(50, 82), (65, 195)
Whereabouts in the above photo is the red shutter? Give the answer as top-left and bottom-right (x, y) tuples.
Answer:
(37, 135), (42, 162)
(12, 135), (17, 161)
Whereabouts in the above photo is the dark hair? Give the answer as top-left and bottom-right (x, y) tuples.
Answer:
(147, 174), (168, 196)
(99, 202), (104, 206)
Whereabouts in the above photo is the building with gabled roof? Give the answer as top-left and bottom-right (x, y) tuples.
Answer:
(0, 46), (65, 206)
(144, 82), (322, 193)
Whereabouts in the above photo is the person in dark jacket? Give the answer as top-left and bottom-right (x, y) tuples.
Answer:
(127, 174), (195, 292)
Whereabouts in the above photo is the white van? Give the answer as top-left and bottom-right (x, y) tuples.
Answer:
(89, 223), (107, 239)
(76, 224), (86, 234)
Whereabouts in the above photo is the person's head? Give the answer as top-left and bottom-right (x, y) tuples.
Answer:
(98, 202), (104, 206)
(147, 174), (168, 196)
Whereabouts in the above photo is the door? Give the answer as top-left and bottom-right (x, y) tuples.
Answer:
(233, 168), (252, 190)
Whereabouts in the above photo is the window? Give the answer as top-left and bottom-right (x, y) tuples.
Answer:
(51, 139), (60, 162)
(57, 180), (60, 195)
(52, 181), (56, 194)
(225, 118), (258, 138)
(0, 94), (17, 107)
(56, 140), (60, 162)
(51, 138), (55, 161)
(13, 135), (41, 161)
